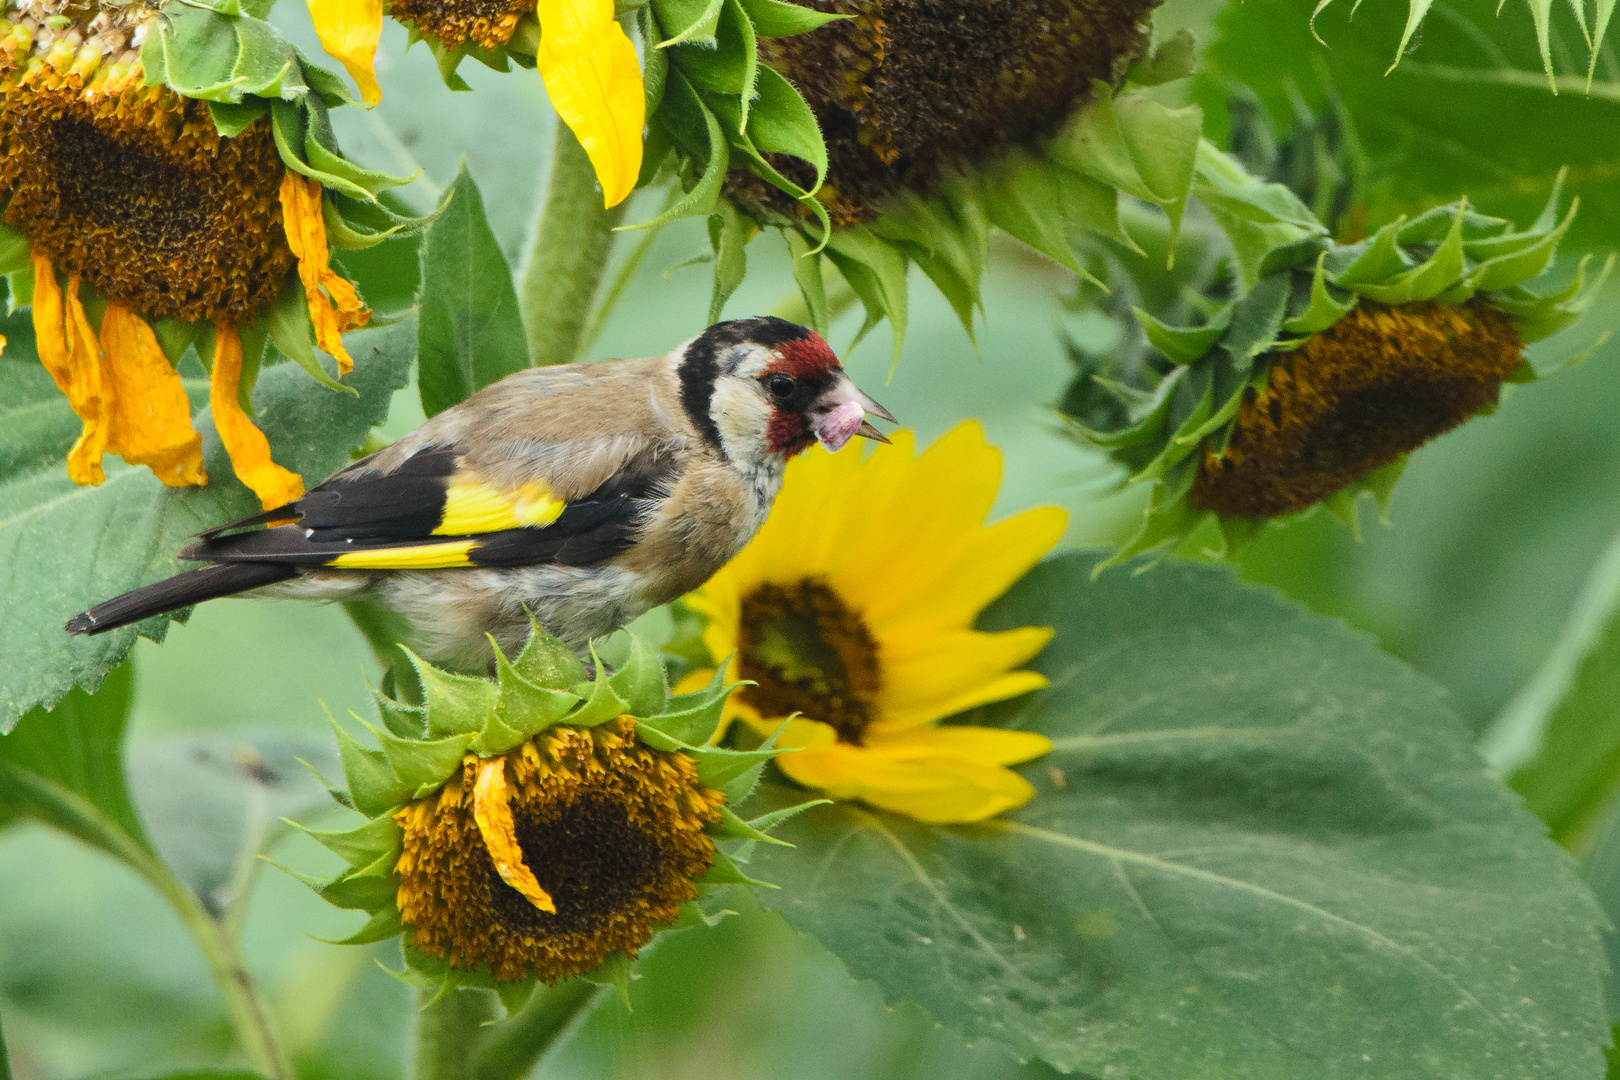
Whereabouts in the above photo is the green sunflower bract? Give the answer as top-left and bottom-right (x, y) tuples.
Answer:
(1068, 147), (1611, 569)
(287, 619), (807, 1005)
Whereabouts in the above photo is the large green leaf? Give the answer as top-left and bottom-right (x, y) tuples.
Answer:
(0, 320), (415, 733)
(1200, 0), (1620, 249)
(750, 553), (1608, 1078)
(0, 662), (144, 854)
(416, 164), (528, 418)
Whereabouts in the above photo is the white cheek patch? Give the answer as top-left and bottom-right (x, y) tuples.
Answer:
(710, 379), (773, 463)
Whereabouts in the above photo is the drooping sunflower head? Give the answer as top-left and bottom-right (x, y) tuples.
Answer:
(753, 0), (1159, 223)
(1, 0), (418, 508)
(677, 422), (1065, 824)
(296, 621), (799, 993)
(0, 0), (291, 325)
(1065, 160), (1610, 567)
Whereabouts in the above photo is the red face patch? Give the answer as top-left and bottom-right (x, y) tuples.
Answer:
(766, 407), (816, 456)
(769, 331), (841, 380)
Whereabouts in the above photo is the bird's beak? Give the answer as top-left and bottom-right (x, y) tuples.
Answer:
(812, 375), (897, 452)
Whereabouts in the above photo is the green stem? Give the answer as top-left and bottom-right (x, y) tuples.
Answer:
(476, 981), (604, 1080)
(415, 987), (499, 1080)
(521, 124), (629, 367)
(158, 875), (294, 1080)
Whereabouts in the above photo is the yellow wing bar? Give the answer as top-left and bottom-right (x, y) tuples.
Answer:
(328, 540), (478, 569)
(433, 480), (567, 536)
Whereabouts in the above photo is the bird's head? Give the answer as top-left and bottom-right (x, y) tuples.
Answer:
(678, 316), (895, 468)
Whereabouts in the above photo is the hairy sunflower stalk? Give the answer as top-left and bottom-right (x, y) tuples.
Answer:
(0, 0), (420, 508)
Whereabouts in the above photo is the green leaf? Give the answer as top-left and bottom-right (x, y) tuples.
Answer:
(1204, 0), (1620, 251)
(652, 0), (726, 46)
(781, 228), (831, 336)
(825, 227), (908, 365)
(0, 319), (415, 733)
(416, 163), (529, 418)
(631, 75), (731, 230)
(751, 553), (1608, 1078)
(1503, 531), (1620, 847)
(256, 272), (351, 394)
(737, 0), (848, 36)
(0, 662), (143, 848)
(706, 201), (752, 323)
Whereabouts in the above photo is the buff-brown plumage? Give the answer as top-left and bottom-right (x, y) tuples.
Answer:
(65, 317), (893, 670)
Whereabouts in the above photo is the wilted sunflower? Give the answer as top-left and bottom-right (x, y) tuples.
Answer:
(1066, 151), (1609, 566)
(0, 0), (414, 508)
(641, 0), (1205, 356)
(294, 622), (802, 992)
(677, 422), (1065, 824)
(305, 0), (643, 206)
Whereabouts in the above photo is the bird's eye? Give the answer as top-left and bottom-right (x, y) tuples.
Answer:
(764, 373), (797, 399)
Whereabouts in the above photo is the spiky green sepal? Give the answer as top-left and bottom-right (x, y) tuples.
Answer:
(1068, 157), (1611, 570)
(752, 36), (1205, 365)
(287, 617), (811, 998)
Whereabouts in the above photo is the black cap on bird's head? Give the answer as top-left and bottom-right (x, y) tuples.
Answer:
(678, 317), (895, 461)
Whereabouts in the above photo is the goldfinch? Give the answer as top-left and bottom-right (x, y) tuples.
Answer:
(66, 317), (894, 668)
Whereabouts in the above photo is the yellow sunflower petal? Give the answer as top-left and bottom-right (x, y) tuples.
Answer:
(31, 252), (109, 486)
(471, 757), (557, 913)
(778, 742), (1038, 823)
(867, 725), (1052, 766)
(99, 303), (207, 488)
(210, 322), (306, 510)
(874, 670), (1053, 734)
(306, 0), (384, 108)
(535, 0), (644, 208)
(864, 505), (1068, 636)
(279, 173), (370, 374)
(826, 423), (1003, 606)
(882, 627), (1054, 709)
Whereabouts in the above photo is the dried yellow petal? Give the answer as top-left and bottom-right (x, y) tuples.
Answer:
(472, 757), (557, 914)
(210, 322), (306, 510)
(98, 302), (206, 488)
(279, 173), (370, 375)
(31, 251), (109, 486)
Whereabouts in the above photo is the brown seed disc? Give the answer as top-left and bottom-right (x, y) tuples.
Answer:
(1190, 301), (1525, 519)
(0, 73), (294, 323)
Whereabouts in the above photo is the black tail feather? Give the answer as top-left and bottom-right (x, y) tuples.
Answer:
(65, 563), (299, 636)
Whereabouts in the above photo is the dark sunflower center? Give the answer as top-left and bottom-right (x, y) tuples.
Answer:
(0, 81), (294, 322)
(1190, 301), (1525, 519)
(749, 0), (1158, 222)
(487, 790), (663, 935)
(48, 114), (208, 234)
(737, 579), (882, 744)
(389, 0), (532, 51)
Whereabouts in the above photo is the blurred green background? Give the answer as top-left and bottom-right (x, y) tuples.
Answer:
(7, 0), (1620, 1073)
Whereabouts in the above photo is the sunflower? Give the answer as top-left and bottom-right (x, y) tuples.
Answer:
(305, 0), (643, 207)
(295, 621), (802, 993)
(0, 0), (414, 508)
(677, 422), (1065, 824)
(1064, 152), (1610, 566)
(641, 0), (1205, 359)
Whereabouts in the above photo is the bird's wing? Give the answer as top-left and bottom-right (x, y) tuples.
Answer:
(185, 432), (682, 571)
